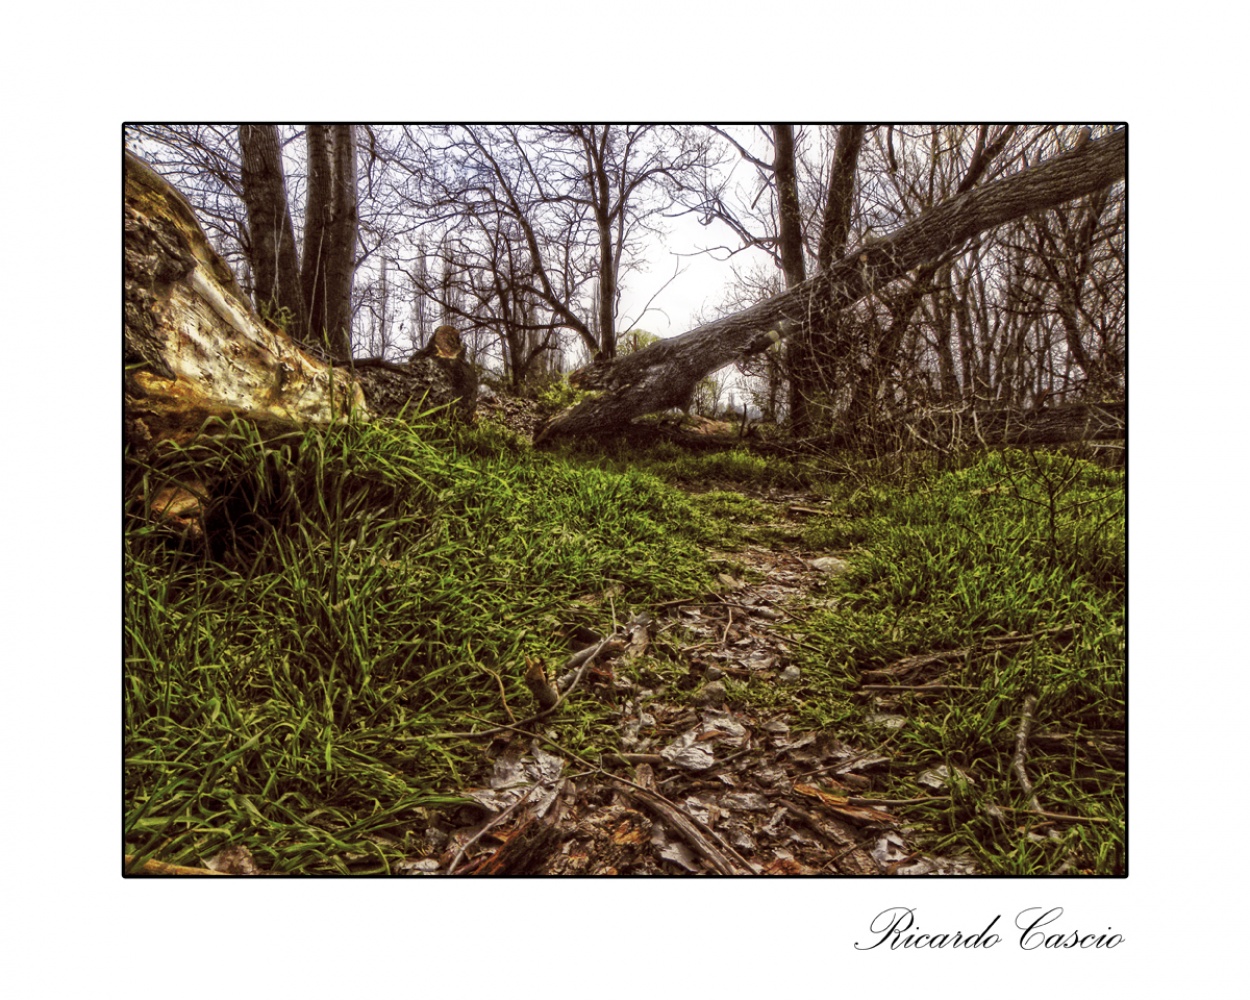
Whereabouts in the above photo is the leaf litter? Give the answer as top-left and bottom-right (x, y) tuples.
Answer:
(393, 487), (981, 876)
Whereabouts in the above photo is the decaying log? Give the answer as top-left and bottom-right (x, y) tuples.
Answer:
(124, 151), (474, 459)
(536, 128), (1126, 442)
(781, 401), (1127, 453)
(125, 150), (361, 454)
(904, 401), (1125, 448)
(352, 325), (478, 421)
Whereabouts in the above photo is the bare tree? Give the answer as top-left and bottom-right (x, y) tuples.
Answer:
(408, 124), (713, 372)
(301, 124), (358, 361)
(539, 127), (1126, 441)
(238, 125), (305, 340)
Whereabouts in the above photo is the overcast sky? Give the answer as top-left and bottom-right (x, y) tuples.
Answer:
(618, 208), (770, 339)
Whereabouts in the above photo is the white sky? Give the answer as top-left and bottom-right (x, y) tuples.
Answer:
(619, 208), (772, 338)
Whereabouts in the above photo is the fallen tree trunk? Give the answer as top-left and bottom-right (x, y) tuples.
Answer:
(536, 128), (1126, 442)
(814, 400), (1126, 452)
(124, 151), (472, 458)
(615, 401), (1124, 457)
(125, 150), (361, 454)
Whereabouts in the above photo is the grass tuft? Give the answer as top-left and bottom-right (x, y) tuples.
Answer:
(125, 416), (716, 872)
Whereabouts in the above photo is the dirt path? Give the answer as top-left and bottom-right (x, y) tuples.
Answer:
(420, 486), (979, 875)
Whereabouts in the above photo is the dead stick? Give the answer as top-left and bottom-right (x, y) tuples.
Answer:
(1011, 694), (1043, 813)
(848, 795), (950, 807)
(614, 782), (742, 875)
(411, 634), (616, 742)
(605, 752), (667, 766)
(859, 684), (977, 692)
(460, 717), (753, 874)
(124, 855), (228, 876)
(448, 786), (537, 875)
(999, 805), (1113, 825)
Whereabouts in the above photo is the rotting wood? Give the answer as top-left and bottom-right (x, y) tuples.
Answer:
(124, 151), (474, 463)
(125, 151), (362, 454)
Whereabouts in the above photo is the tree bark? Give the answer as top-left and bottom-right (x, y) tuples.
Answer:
(588, 127), (619, 360)
(124, 150), (363, 454)
(792, 123), (865, 437)
(772, 125), (813, 435)
(238, 125), (306, 342)
(772, 125), (807, 290)
(537, 128), (1125, 442)
(815, 124), (865, 273)
(301, 124), (357, 361)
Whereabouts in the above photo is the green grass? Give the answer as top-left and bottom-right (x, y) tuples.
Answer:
(124, 415), (717, 873)
(774, 448), (1125, 874)
(567, 439), (813, 491)
(126, 419), (1125, 876)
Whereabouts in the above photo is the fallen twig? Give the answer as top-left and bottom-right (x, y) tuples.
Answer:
(411, 634), (618, 742)
(861, 626), (1077, 684)
(456, 715), (754, 874)
(448, 786), (537, 875)
(1011, 694), (1043, 813)
(1000, 805), (1113, 826)
(124, 855), (228, 876)
(849, 795), (949, 807)
(480, 662), (516, 723)
(605, 752), (667, 766)
(614, 780), (749, 875)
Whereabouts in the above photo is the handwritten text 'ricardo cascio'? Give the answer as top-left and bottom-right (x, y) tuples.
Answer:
(854, 906), (1124, 951)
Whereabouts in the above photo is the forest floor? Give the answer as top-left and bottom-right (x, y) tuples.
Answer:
(425, 485), (982, 876)
(125, 410), (1124, 877)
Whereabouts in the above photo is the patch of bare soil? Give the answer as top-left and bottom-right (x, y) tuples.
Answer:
(408, 489), (979, 876)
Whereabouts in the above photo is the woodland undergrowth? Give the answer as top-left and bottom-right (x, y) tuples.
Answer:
(124, 413), (1124, 874)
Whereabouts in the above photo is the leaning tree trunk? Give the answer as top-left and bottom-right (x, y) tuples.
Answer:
(537, 127), (1126, 443)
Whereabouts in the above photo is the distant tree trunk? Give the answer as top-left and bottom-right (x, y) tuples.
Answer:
(589, 130), (619, 360)
(302, 124), (357, 361)
(772, 125), (812, 433)
(538, 128), (1125, 442)
(238, 125), (306, 342)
